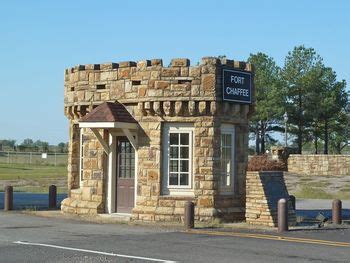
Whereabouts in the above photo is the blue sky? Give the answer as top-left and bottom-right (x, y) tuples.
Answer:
(0, 0), (349, 144)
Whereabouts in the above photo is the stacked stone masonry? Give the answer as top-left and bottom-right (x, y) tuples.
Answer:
(62, 57), (254, 222)
(288, 154), (350, 176)
(246, 171), (296, 227)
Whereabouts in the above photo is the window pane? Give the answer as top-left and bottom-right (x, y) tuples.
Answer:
(170, 146), (178, 158)
(169, 173), (178, 185)
(180, 133), (189, 145)
(170, 133), (178, 145)
(226, 173), (230, 186)
(180, 146), (189, 158)
(225, 147), (231, 160)
(221, 173), (226, 186)
(170, 160), (178, 172)
(120, 168), (125, 178)
(180, 160), (189, 172)
(180, 173), (189, 185)
(120, 142), (125, 152)
(221, 134), (225, 147)
(226, 134), (232, 146)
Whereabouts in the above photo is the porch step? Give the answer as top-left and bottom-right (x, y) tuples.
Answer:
(98, 213), (131, 223)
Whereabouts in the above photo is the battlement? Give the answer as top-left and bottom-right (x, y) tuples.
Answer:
(64, 57), (253, 121)
(65, 57), (252, 75)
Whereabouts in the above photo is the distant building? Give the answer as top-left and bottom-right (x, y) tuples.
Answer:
(61, 57), (254, 222)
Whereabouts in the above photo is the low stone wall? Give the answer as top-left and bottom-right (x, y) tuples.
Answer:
(288, 155), (350, 176)
(246, 171), (296, 227)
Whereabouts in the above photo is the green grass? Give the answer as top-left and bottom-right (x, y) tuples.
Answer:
(309, 181), (331, 188)
(294, 186), (333, 199)
(0, 163), (67, 193)
(294, 185), (350, 200)
(0, 163), (66, 180)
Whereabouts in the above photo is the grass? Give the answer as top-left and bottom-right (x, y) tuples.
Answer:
(309, 181), (331, 188)
(0, 163), (67, 193)
(0, 163), (66, 180)
(294, 185), (350, 200)
(294, 186), (333, 199)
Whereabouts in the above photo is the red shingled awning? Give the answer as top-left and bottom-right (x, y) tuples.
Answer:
(79, 101), (138, 154)
(80, 102), (137, 123)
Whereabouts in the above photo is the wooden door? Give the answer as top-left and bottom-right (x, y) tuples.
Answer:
(116, 137), (135, 213)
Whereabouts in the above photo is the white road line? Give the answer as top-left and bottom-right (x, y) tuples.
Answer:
(14, 241), (176, 262)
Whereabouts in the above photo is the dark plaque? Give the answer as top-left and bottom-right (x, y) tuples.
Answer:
(222, 69), (252, 104)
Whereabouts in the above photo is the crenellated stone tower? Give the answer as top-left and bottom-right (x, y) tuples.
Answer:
(62, 57), (254, 222)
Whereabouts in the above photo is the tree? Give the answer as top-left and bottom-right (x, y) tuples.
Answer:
(34, 140), (49, 152)
(0, 139), (16, 148)
(329, 110), (350, 154)
(21, 138), (34, 147)
(57, 142), (68, 153)
(282, 45), (323, 154)
(317, 71), (347, 154)
(248, 52), (284, 154)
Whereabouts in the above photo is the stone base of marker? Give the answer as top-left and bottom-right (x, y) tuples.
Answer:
(245, 171), (296, 227)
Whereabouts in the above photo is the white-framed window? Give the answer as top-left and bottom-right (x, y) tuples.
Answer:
(220, 124), (235, 193)
(162, 123), (194, 196)
(79, 129), (84, 186)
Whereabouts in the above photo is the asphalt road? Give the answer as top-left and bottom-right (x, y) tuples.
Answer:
(0, 212), (349, 262)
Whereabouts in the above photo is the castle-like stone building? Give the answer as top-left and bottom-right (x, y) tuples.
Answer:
(61, 57), (254, 222)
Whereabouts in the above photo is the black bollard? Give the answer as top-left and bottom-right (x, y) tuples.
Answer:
(4, 185), (13, 211)
(49, 185), (57, 209)
(278, 198), (288, 233)
(332, 199), (342, 224)
(184, 201), (194, 229)
(289, 195), (296, 210)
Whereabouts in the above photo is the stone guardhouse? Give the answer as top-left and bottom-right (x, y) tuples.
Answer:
(61, 57), (254, 222)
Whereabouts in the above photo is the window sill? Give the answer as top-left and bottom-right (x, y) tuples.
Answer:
(162, 189), (195, 197)
(159, 195), (194, 201)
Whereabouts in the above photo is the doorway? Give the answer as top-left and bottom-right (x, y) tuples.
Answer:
(116, 137), (135, 213)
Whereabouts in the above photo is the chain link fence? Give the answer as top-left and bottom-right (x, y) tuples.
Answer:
(0, 151), (68, 166)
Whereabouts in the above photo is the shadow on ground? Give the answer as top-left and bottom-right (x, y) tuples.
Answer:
(296, 209), (350, 219)
(0, 192), (67, 210)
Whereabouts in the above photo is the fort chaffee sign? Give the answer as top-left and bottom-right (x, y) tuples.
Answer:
(61, 57), (254, 223)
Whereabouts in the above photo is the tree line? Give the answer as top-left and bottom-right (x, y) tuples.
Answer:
(249, 45), (348, 154)
(0, 138), (68, 153)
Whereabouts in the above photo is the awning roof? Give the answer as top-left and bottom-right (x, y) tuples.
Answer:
(79, 102), (138, 129)
(78, 102), (138, 153)
(80, 102), (137, 123)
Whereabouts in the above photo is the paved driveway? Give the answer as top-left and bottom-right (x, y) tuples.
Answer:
(0, 211), (350, 262)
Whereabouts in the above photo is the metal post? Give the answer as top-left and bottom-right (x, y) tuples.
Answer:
(289, 195), (296, 210)
(49, 185), (57, 209)
(278, 198), (288, 232)
(54, 152), (57, 166)
(4, 186), (13, 211)
(332, 199), (342, 224)
(29, 152), (32, 165)
(184, 201), (194, 229)
(283, 112), (288, 147)
(285, 124), (287, 147)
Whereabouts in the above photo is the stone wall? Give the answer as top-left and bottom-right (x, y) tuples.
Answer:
(62, 57), (254, 222)
(61, 127), (107, 215)
(246, 171), (296, 227)
(288, 155), (350, 176)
